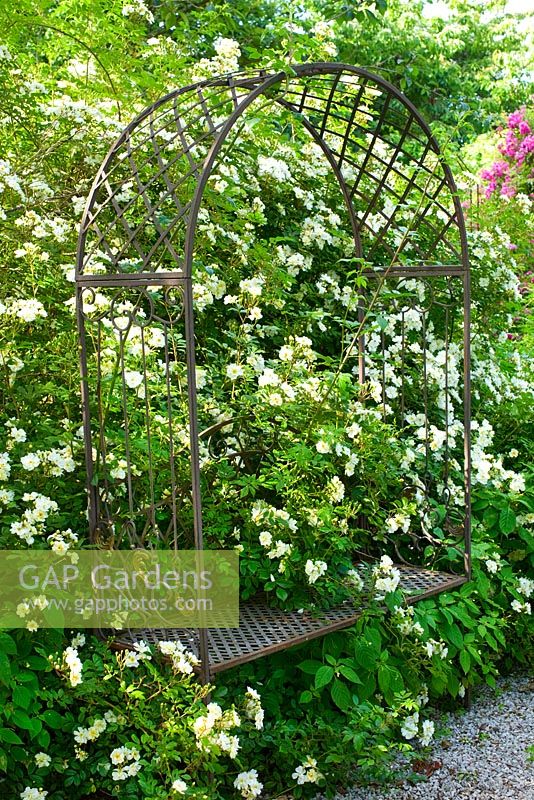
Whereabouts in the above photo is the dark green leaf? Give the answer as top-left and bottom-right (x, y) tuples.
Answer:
(41, 710), (65, 729)
(330, 680), (352, 712)
(0, 728), (23, 745)
(315, 665), (334, 690)
(0, 633), (16, 656)
(338, 665), (362, 684)
(297, 660), (321, 675)
(460, 649), (471, 674)
(499, 507), (516, 534)
(0, 652), (11, 687)
(12, 685), (32, 710)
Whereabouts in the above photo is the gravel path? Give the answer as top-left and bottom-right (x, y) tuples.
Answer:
(319, 674), (534, 800)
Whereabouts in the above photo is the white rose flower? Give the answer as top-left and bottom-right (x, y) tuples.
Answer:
(124, 370), (143, 389)
(305, 559), (328, 585)
(400, 712), (419, 740)
(259, 531), (272, 547)
(21, 452), (41, 471)
(234, 769), (263, 799)
(420, 719), (435, 746)
(226, 363), (244, 380)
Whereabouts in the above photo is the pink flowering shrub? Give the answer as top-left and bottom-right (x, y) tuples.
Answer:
(481, 106), (534, 199)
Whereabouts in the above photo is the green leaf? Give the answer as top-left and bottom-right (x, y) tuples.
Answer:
(16, 670), (39, 689)
(431, 673), (448, 694)
(460, 649), (471, 674)
(0, 728), (23, 745)
(10, 709), (35, 731)
(499, 507), (516, 534)
(443, 621), (463, 649)
(447, 671), (460, 697)
(299, 690), (313, 704)
(0, 652), (11, 686)
(378, 664), (404, 700)
(41, 710), (65, 729)
(12, 685), (32, 710)
(37, 729), (50, 750)
(297, 660), (321, 675)
(330, 680), (352, 712)
(354, 643), (378, 669)
(24, 655), (50, 671)
(338, 665), (362, 684)
(0, 633), (17, 655)
(358, 671), (376, 701)
(314, 665), (334, 690)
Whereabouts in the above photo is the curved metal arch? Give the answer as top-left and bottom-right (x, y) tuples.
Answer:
(183, 63), (468, 279)
(75, 63), (471, 684)
(76, 62), (470, 281)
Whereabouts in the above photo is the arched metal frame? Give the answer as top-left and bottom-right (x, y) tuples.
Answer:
(76, 63), (471, 684)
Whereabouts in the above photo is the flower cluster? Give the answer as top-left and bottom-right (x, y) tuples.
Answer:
(158, 640), (200, 675)
(192, 36), (241, 79)
(305, 559), (328, 585)
(243, 687), (264, 730)
(34, 753), (51, 768)
(20, 789), (47, 800)
(16, 595), (49, 631)
(74, 715), (109, 746)
(511, 570), (532, 613)
(234, 769), (263, 799)
(61, 646), (84, 687)
(121, 0), (154, 24)
(422, 639), (449, 660)
(117, 640), (152, 669)
(109, 745), (142, 781)
(0, 297), (47, 323)
(481, 107), (534, 198)
(251, 502), (297, 574)
(10, 492), (58, 544)
(393, 605), (424, 637)
(292, 755), (324, 785)
(483, 552), (502, 574)
(400, 712), (435, 747)
(373, 555), (401, 597)
(192, 703), (241, 758)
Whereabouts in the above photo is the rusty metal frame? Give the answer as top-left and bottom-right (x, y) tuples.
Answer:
(76, 63), (471, 684)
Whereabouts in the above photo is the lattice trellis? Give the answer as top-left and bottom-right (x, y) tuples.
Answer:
(76, 63), (471, 683)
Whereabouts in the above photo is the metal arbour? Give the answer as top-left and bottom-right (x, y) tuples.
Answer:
(76, 62), (471, 683)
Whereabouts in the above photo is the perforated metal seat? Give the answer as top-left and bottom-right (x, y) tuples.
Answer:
(110, 565), (466, 673)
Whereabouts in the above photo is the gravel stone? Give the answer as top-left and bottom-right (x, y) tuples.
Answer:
(317, 674), (534, 800)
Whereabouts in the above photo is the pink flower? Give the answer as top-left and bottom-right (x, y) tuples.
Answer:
(494, 160), (509, 177)
(508, 108), (525, 129)
(500, 181), (517, 198)
(519, 120), (531, 136)
(499, 131), (519, 159)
